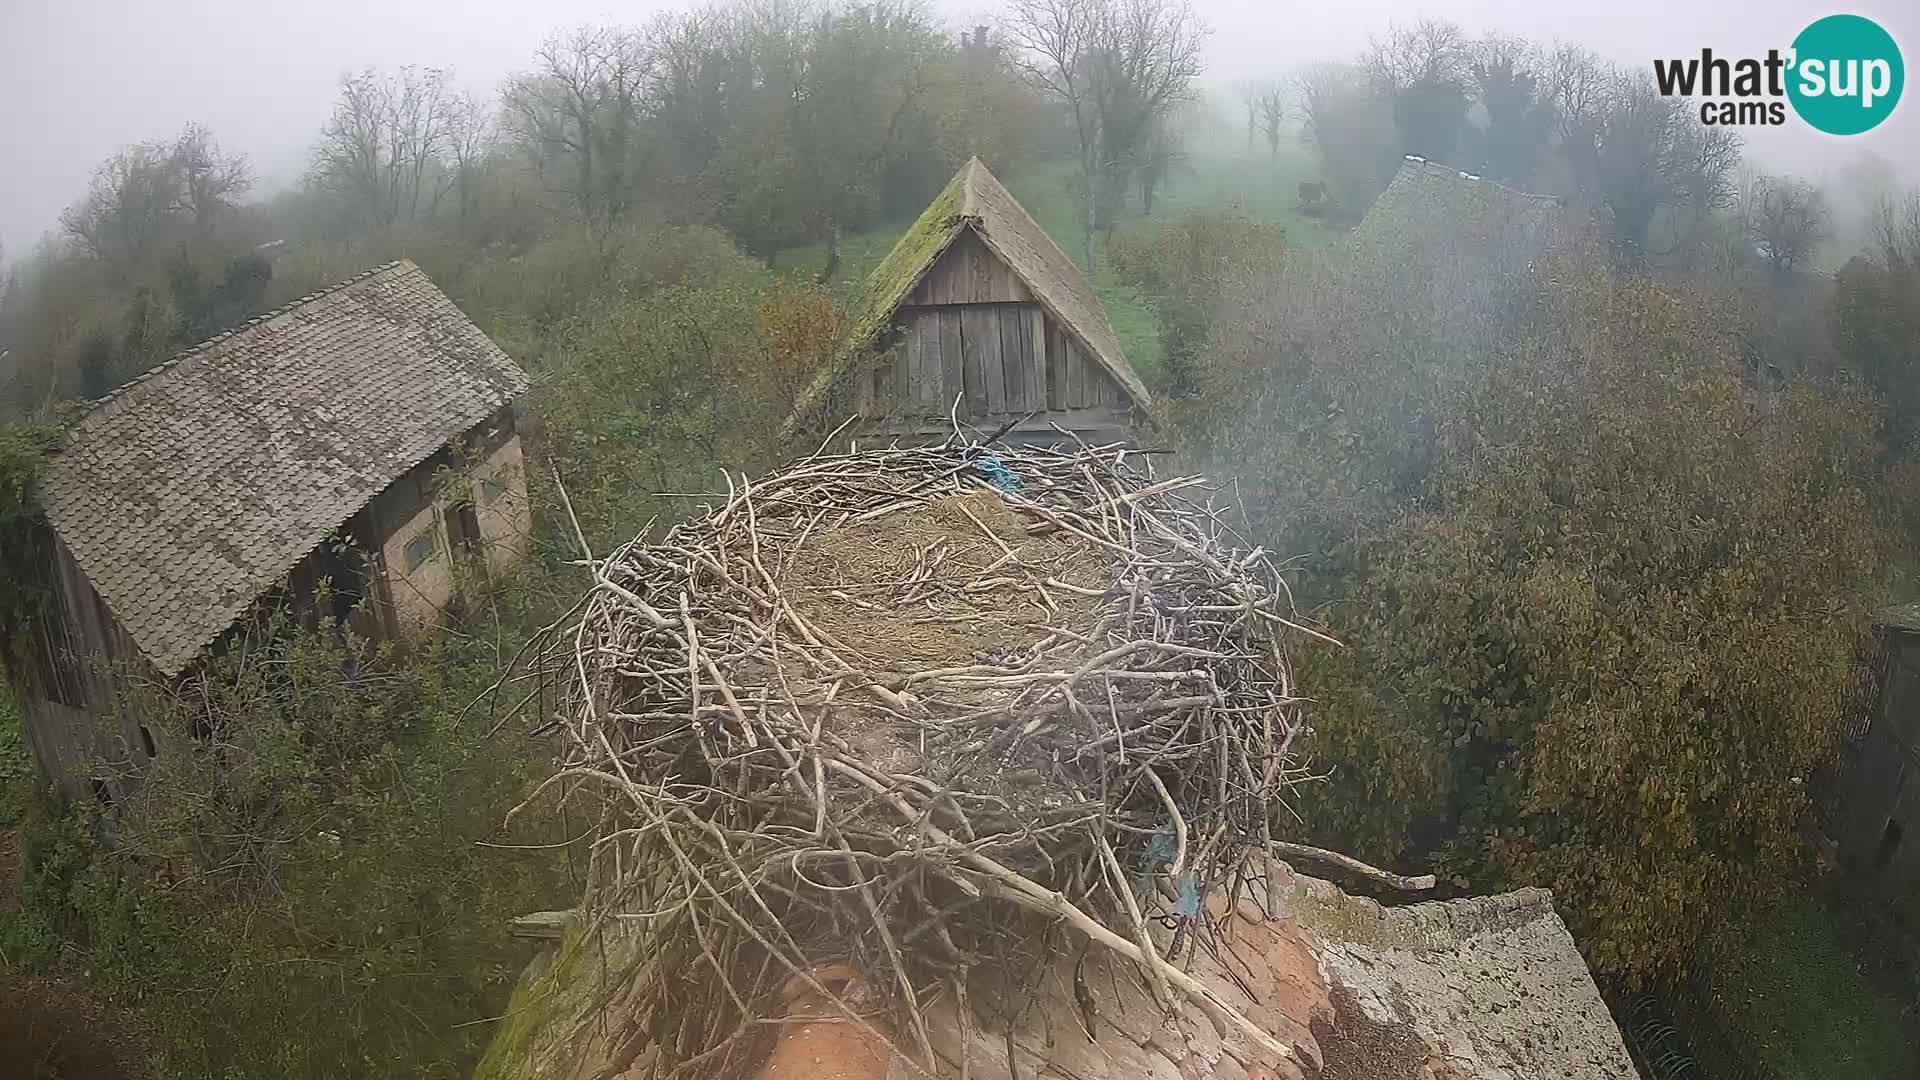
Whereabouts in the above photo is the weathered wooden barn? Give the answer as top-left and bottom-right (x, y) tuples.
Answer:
(1824, 606), (1920, 889)
(17, 260), (533, 797)
(796, 157), (1151, 446)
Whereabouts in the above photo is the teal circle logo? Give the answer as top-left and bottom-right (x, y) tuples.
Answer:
(1787, 14), (1903, 135)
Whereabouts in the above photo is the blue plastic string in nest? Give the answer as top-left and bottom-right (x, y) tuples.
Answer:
(971, 451), (1023, 493)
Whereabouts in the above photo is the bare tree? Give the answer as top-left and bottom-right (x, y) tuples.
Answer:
(1231, 80), (1257, 154)
(443, 92), (495, 233)
(502, 25), (652, 226)
(1544, 57), (1743, 267)
(172, 126), (252, 243)
(62, 127), (251, 281)
(1364, 18), (1468, 94)
(1870, 190), (1920, 272)
(1293, 62), (1395, 218)
(311, 67), (460, 231)
(1004, 0), (1103, 269)
(1252, 83), (1284, 162)
(1004, 0), (1205, 269)
(1750, 175), (1829, 273)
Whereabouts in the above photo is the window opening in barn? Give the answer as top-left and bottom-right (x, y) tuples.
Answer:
(404, 523), (441, 572)
(139, 725), (156, 759)
(1874, 820), (1904, 871)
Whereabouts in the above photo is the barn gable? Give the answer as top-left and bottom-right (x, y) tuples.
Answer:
(796, 158), (1149, 444)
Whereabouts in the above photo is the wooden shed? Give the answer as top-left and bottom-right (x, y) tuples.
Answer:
(796, 158), (1151, 446)
(17, 261), (533, 799)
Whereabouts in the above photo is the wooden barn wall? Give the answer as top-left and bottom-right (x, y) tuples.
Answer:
(905, 231), (1035, 306)
(21, 532), (157, 796)
(856, 229), (1133, 443)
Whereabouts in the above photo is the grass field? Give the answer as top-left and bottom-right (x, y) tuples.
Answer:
(776, 148), (1341, 386)
(1710, 894), (1918, 1080)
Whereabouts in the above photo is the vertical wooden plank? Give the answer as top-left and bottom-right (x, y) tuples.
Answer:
(877, 339), (898, 415)
(1027, 307), (1047, 410)
(939, 309), (963, 417)
(1046, 321), (1065, 411)
(1066, 335), (1087, 408)
(921, 314), (948, 408)
(963, 306), (1005, 415)
(973, 236), (995, 303)
(1000, 308), (1026, 411)
(955, 309), (984, 418)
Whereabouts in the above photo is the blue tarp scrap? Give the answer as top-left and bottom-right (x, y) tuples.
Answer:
(972, 452), (1023, 493)
(1137, 829), (1202, 917)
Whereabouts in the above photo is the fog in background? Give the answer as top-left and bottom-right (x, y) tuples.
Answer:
(3, 0), (1917, 252)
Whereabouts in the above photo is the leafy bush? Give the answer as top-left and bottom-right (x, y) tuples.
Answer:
(1108, 209), (1285, 396)
(1192, 245), (1895, 983)
(520, 233), (843, 551)
(3, 619), (577, 1079)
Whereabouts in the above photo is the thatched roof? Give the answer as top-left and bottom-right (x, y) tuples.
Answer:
(38, 260), (527, 676)
(1354, 156), (1571, 273)
(801, 158), (1150, 418)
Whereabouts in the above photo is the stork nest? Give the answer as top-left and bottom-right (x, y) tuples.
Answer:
(521, 439), (1321, 1079)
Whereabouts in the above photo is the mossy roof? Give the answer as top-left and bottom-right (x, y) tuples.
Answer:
(795, 158), (1150, 422)
(1354, 155), (1571, 273)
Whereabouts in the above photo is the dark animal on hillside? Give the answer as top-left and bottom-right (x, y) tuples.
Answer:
(1298, 180), (1332, 217)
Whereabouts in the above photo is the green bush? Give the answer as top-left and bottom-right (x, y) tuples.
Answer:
(3, 620), (578, 1079)
(1107, 209), (1285, 397)
(1193, 248), (1896, 984)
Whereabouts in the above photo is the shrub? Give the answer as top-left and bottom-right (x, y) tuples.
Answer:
(1108, 210), (1284, 397)
(3, 620), (578, 1079)
(1192, 247), (1895, 983)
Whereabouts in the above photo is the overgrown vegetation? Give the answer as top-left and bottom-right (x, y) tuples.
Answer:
(3, 618), (577, 1078)
(2, 0), (1919, 1075)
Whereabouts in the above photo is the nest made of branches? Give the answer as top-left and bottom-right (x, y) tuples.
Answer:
(522, 438), (1322, 1079)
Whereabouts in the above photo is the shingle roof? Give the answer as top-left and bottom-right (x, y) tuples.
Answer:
(39, 260), (528, 677)
(1355, 155), (1571, 272)
(798, 157), (1150, 420)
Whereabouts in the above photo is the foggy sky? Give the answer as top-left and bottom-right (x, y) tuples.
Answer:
(3, 0), (1917, 253)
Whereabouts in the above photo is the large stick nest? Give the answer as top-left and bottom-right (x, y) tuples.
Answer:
(526, 439), (1320, 1079)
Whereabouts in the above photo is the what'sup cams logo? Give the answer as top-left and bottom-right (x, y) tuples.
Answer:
(1653, 13), (1903, 134)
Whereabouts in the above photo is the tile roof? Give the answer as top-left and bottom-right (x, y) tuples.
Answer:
(38, 260), (528, 677)
(794, 157), (1150, 423)
(488, 860), (1638, 1080)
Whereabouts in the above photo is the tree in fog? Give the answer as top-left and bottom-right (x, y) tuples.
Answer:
(791, 3), (945, 273)
(1836, 192), (1920, 448)
(62, 127), (251, 283)
(1003, 0), (1206, 268)
(1365, 18), (1470, 164)
(1251, 82), (1284, 162)
(1749, 175), (1828, 274)
(311, 67), (464, 231)
(1295, 62), (1397, 219)
(503, 25), (652, 225)
(1549, 50), (1741, 267)
(1467, 36), (1553, 183)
